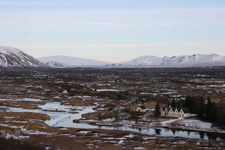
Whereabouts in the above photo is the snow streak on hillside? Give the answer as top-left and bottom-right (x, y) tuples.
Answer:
(118, 54), (225, 67)
(0, 46), (43, 67)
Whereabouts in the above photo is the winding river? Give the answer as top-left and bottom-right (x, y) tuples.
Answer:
(1, 99), (225, 141)
(40, 101), (225, 141)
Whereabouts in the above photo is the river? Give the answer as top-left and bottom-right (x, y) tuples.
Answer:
(1, 99), (225, 141)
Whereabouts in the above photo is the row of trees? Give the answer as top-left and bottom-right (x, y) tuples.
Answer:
(170, 96), (218, 121)
(183, 96), (217, 121)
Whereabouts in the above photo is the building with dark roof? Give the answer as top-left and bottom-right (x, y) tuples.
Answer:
(136, 103), (147, 112)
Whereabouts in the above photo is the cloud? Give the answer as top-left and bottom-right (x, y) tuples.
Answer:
(0, 1), (24, 6)
(0, 1), (66, 6)
(18, 44), (169, 49)
(17, 42), (220, 50)
(0, 7), (225, 33)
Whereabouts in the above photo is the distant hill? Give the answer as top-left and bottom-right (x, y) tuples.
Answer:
(45, 61), (68, 68)
(0, 46), (43, 67)
(37, 55), (110, 67)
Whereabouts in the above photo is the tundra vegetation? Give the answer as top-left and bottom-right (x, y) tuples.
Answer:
(0, 67), (225, 149)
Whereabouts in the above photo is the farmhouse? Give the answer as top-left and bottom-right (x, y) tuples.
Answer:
(136, 104), (147, 112)
(160, 107), (190, 118)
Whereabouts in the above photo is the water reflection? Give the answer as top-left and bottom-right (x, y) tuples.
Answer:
(58, 104), (225, 141)
(3, 99), (225, 141)
(199, 132), (205, 139)
(172, 129), (176, 135)
(16, 99), (225, 141)
(206, 132), (218, 140)
(155, 129), (161, 135)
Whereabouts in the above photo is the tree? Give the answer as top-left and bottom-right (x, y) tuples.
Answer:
(184, 96), (197, 114)
(171, 99), (176, 108)
(217, 101), (225, 125)
(154, 102), (161, 118)
(176, 101), (181, 108)
(206, 97), (211, 120)
(197, 97), (205, 119)
(206, 97), (218, 121)
(210, 103), (217, 121)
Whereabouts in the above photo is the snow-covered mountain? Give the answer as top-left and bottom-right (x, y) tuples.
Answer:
(111, 54), (225, 67)
(37, 55), (110, 67)
(1, 46), (224, 68)
(0, 46), (44, 67)
(45, 61), (68, 68)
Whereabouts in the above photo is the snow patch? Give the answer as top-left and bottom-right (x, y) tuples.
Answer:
(77, 131), (91, 134)
(134, 147), (145, 149)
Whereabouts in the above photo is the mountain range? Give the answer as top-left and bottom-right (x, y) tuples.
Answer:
(0, 46), (225, 68)
(117, 54), (225, 67)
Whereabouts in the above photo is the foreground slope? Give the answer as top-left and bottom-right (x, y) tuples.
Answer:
(0, 46), (43, 67)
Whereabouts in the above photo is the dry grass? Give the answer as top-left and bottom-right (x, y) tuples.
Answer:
(0, 99), (225, 150)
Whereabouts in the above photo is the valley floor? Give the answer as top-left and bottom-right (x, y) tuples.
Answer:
(0, 97), (225, 150)
(0, 67), (225, 149)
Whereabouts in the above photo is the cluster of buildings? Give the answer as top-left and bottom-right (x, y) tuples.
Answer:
(136, 103), (190, 118)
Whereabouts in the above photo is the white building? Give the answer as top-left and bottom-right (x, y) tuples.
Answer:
(136, 104), (147, 112)
(160, 107), (190, 118)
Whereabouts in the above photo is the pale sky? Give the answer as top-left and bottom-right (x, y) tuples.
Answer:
(1, 0), (225, 62)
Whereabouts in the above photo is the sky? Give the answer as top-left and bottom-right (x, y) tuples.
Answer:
(0, 0), (225, 63)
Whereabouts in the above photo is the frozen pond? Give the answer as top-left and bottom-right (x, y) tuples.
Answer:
(1, 98), (225, 141)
